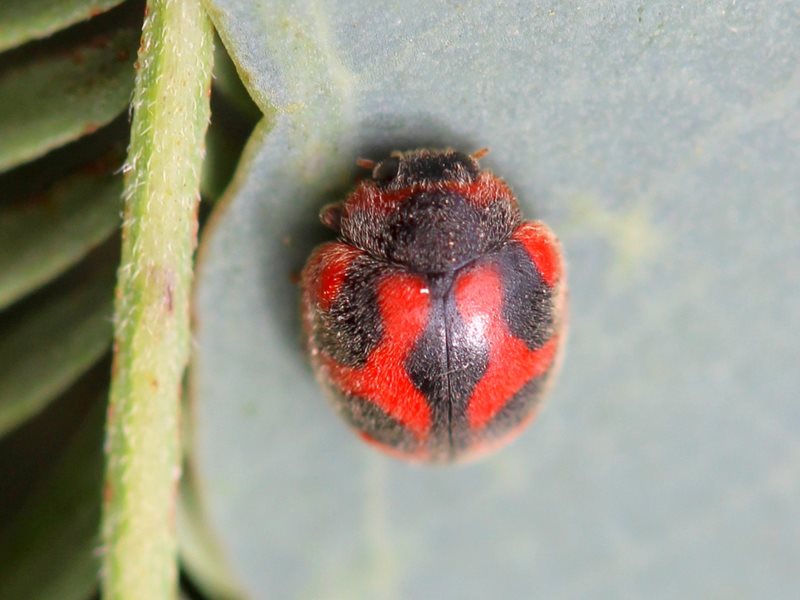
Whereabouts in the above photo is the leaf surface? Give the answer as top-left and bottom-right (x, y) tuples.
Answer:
(192, 2), (800, 597)
(0, 0), (125, 52)
(0, 163), (122, 309)
(0, 275), (113, 435)
(0, 28), (137, 173)
(0, 392), (106, 600)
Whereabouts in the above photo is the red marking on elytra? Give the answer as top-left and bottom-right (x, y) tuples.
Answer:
(346, 173), (515, 214)
(323, 274), (432, 437)
(454, 265), (559, 430)
(512, 221), (563, 287)
(315, 244), (362, 311)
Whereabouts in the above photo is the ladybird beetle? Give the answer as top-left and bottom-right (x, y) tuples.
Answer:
(301, 149), (567, 462)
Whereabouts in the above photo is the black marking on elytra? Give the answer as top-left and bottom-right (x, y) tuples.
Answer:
(404, 272), (489, 456)
(314, 255), (387, 367)
(444, 287), (490, 453)
(333, 389), (418, 451)
(483, 368), (554, 442)
(497, 241), (555, 350)
(405, 275), (450, 449)
(374, 150), (479, 189)
(384, 191), (519, 273)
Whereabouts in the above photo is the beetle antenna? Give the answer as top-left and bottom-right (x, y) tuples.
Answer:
(471, 147), (490, 161)
(356, 158), (376, 170)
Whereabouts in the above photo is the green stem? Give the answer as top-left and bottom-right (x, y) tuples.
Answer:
(101, 1), (213, 599)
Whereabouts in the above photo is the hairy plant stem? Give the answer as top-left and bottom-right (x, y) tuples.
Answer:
(101, 1), (213, 598)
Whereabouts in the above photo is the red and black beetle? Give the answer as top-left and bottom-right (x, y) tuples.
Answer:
(301, 149), (567, 462)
